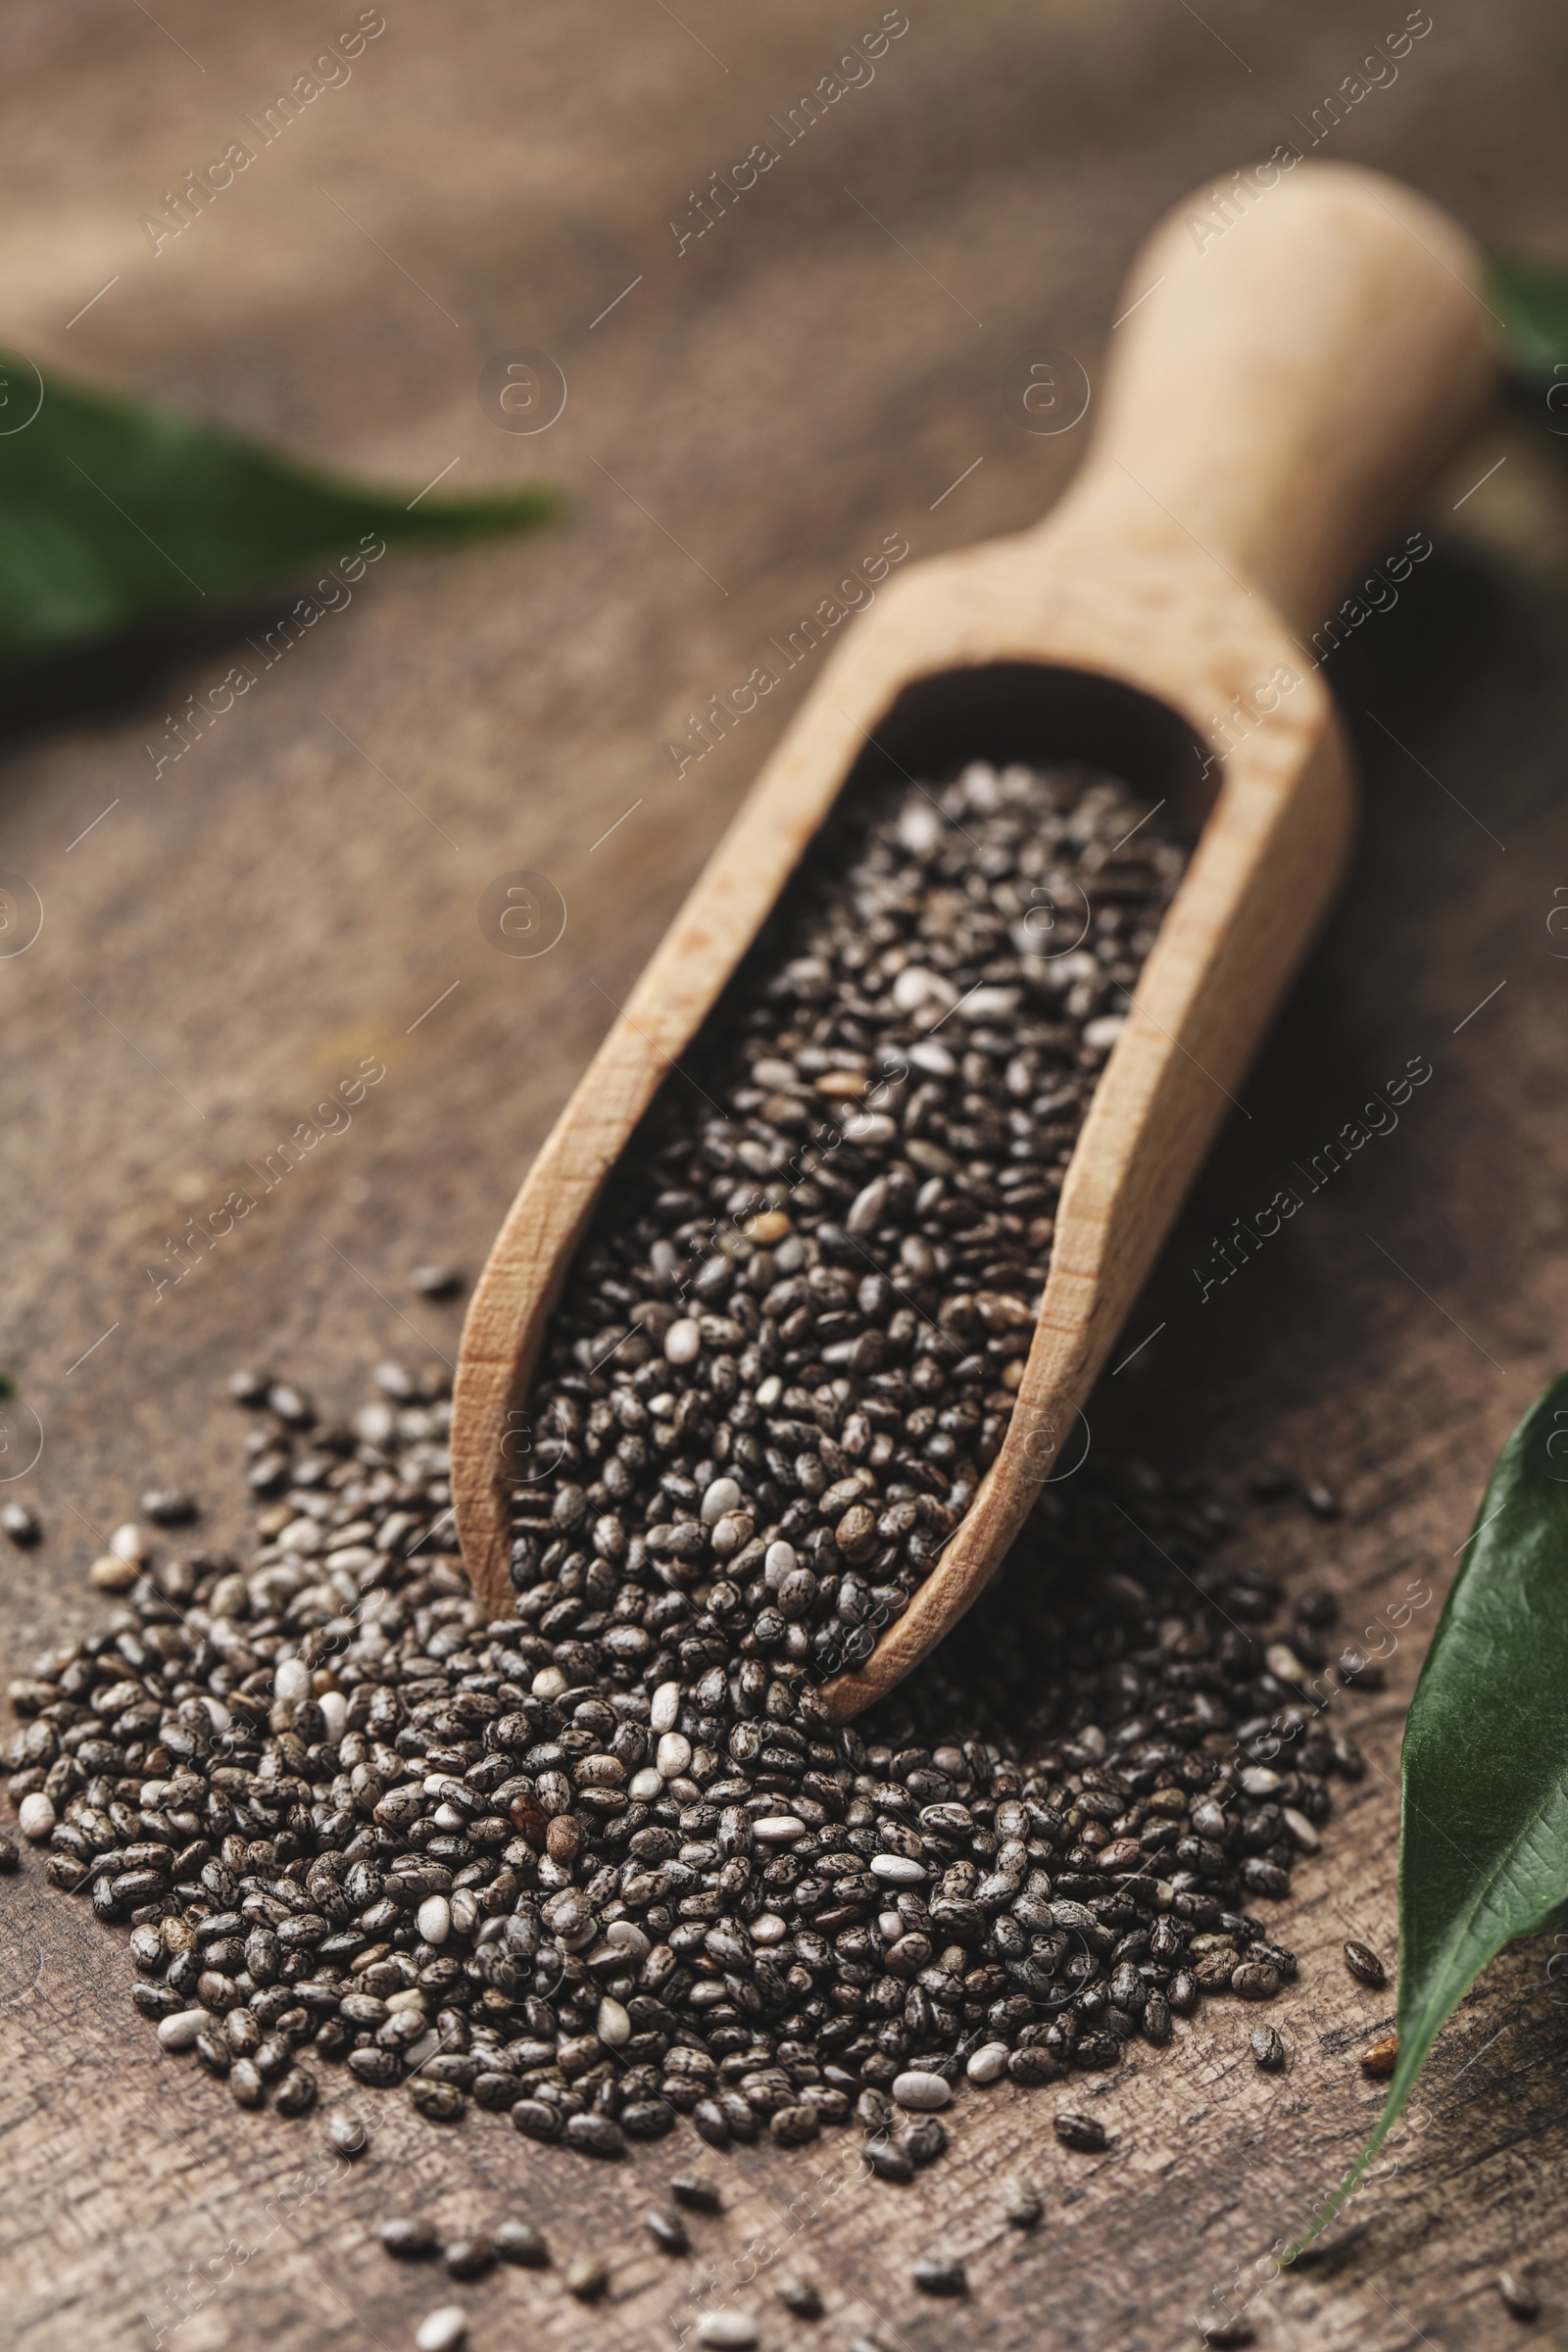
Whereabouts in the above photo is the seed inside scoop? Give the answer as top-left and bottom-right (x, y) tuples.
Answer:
(507, 758), (1190, 1680)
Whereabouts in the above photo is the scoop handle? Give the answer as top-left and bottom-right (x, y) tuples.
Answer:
(1063, 161), (1497, 635)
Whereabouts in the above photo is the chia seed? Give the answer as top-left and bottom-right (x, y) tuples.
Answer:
(646, 2207), (691, 2256)
(1054, 2112), (1109, 2154)
(1003, 2178), (1042, 2229)
(443, 2237), (496, 2280)
(777, 2272), (824, 2317)
(414, 2311), (467, 2352)
(494, 2221), (550, 2267)
(382, 2219), (439, 2261)
(1344, 1939), (1388, 1989)
(564, 2251), (609, 2302)
(669, 2173), (725, 2213)
(911, 2252), (967, 2295)
(1497, 2272), (1541, 2322)
(1249, 2025), (1286, 2072)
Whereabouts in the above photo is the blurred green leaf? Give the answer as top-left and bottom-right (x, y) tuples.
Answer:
(0, 350), (558, 655)
(1292, 1368), (1568, 2255)
(1491, 254), (1568, 388)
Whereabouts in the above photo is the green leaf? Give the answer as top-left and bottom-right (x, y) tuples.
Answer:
(1491, 254), (1568, 387)
(1293, 1369), (1568, 2252)
(0, 350), (559, 656)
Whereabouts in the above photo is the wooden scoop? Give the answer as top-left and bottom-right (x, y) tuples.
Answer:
(452, 162), (1494, 1721)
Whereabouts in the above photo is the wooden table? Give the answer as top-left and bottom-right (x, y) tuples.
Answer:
(4, 3), (1568, 2344)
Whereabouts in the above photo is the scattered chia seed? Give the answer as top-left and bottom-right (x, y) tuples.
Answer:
(670, 2172), (725, 2213)
(1498, 2272), (1541, 2322)
(86, 1553), (137, 1592)
(564, 2250), (609, 2301)
(1, 761), (1361, 2197)
(494, 2220), (550, 2267)
(1249, 2025), (1286, 2072)
(326, 2107), (368, 2155)
(1, 1502), (41, 1546)
(1344, 1940), (1388, 1989)
(1003, 2178), (1042, 2229)
(1054, 2112), (1109, 2154)
(911, 2252), (967, 2296)
(382, 2219), (439, 2261)
(140, 1490), (197, 1527)
(777, 2272), (824, 2318)
(410, 1266), (465, 1299)
(443, 2236), (495, 2280)
(646, 2207), (691, 2255)
(697, 2318), (759, 2349)
(414, 2310), (466, 2352)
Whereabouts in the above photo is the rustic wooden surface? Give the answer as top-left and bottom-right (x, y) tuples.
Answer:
(4, 4), (1568, 2347)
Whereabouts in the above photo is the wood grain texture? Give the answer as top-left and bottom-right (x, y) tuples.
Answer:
(450, 164), (1495, 1706)
(2, 5), (1568, 2348)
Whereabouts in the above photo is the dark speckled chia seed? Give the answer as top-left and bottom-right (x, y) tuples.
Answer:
(911, 2253), (967, 2296)
(1249, 2025), (1286, 2072)
(670, 2173), (725, 2213)
(646, 2208), (691, 2256)
(494, 2221), (550, 2268)
(443, 2236), (495, 2280)
(1005, 2180), (1044, 2232)
(382, 2219), (439, 2261)
(777, 2272), (825, 2319)
(1344, 1939), (1388, 1989)
(1497, 2272), (1541, 2322)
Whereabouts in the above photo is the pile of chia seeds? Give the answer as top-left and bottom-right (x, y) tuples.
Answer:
(511, 755), (1188, 1682)
(2, 760), (1364, 2176)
